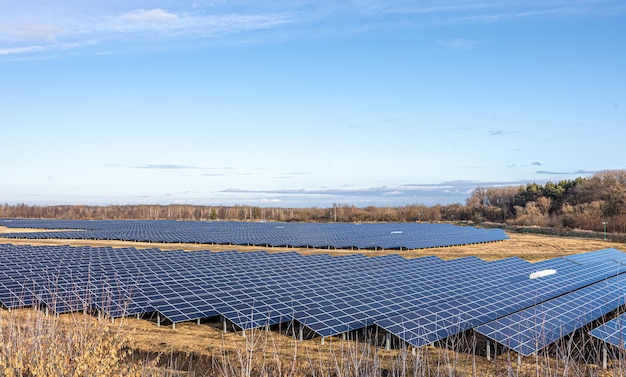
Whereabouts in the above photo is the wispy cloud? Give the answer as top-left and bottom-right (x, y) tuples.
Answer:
(0, 23), (67, 41)
(133, 164), (200, 170)
(2, 1), (623, 56)
(118, 9), (179, 23)
(437, 38), (478, 50)
(349, 123), (374, 129)
(110, 9), (292, 36)
(218, 179), (542, 206)
(537, 169), (598, 175)
(455, 2), (626, 23)
(383, 190), (404, 196)
(0, 41), (92, 56)
(490, 129), (520, 136)
(0, 5), (293, 56)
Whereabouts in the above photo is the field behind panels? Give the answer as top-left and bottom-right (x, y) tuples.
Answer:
(2, 241), (626, 356)
(0, 219), (508, 249)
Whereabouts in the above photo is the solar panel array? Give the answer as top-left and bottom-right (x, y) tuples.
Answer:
(589, 313), (626, 348)
(475, 274), (626, 355)
(0, 219), (508, 250)
(2, 242), (626, 353)
(377, 256), (626, 348)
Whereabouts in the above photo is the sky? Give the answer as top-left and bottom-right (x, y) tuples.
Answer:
(1, 1), (625, 208)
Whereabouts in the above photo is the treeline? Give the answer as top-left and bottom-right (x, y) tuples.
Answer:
(0, 202), (451, 223)
(1, 170), (625, 234)
(465, 170), (626, 233)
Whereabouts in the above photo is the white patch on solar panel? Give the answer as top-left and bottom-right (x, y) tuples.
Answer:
(529, 269), (557, 279)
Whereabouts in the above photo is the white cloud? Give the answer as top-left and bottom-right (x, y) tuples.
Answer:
(0, 23), (67, 41)
(118, 9), (179, 23)
(0, 41), (89, 56)
(383, 190), (405, 196)
(0, 45), (50, 55)
(1, 1), (624, 56)
(437, 38), (479, 50)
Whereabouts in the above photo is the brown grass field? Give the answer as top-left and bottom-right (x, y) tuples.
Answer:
(1, 228), (626, 375)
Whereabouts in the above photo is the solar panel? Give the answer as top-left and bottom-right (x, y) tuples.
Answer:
(0, 219), (508, 250)
(589, 312), (626, 348)
(475, 273), (626, 356)
(376, 254), (626, 349)
(563, 248), (626, 265)
(1, 241), (625, 357)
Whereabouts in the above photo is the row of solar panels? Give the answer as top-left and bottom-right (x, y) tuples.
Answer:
(1, 243), (626, 354)
(0, 219), (508, 249)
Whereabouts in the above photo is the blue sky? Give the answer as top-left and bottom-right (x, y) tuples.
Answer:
(1, 1), (625, 207)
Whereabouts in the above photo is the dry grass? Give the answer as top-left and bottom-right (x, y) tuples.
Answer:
(0, 308), (152, 376)
(2, 308), (621, 376)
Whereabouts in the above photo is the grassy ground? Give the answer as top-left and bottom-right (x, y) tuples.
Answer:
(1, 228), (626, 375)
(1, 308), (618, 376)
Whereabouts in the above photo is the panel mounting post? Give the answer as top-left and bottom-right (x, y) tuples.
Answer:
(486, 339), (491, 361)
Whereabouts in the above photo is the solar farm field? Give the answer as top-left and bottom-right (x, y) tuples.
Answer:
(2, 222), (626, 376)
(0, 219), (508, 249)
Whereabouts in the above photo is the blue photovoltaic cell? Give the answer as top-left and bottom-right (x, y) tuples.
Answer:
(1, 241), (626, 355)
(0, 219), (508, 250)
(475, 274), (626, 355)
(589, 313), (626, 348)
(376, 256), (626, 348)
(563, 248), (626, 265)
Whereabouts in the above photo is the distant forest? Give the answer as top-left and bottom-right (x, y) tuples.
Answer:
(2, 170), (626, 234)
